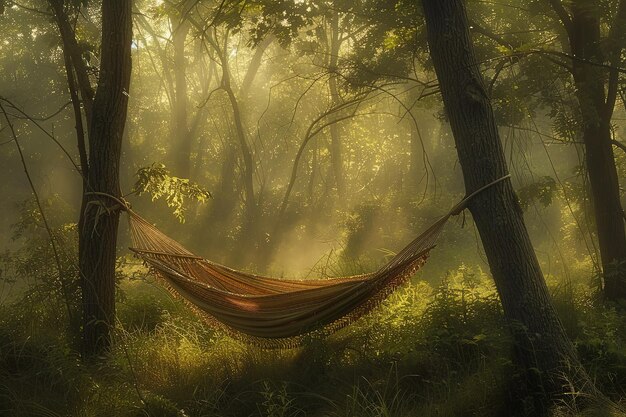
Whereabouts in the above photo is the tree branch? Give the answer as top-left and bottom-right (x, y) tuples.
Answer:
(469, 18), (517, 50)
(0, 97), (82, 175)
(59, 33), (89, 178)
(547, 0), (573, 35)
(605, 0), (626, 119)
(0, 102), (73, 322)
(48, 0), (95, 126)
(612, 139), (626, 155)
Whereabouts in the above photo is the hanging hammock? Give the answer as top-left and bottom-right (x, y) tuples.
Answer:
(117, 175), (509, 347)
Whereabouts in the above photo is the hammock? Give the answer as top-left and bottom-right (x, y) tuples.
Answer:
(120, 176), (509, 347)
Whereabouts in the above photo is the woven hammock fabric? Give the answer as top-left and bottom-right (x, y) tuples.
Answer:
(127, 209), (450, 345)
(121, 176), (510, 346)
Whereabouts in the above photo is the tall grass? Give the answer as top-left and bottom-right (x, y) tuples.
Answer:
(1, 247), (625, 416)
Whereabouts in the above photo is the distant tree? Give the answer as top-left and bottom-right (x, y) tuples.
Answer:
(49, 0), (133, 356)
(135, 0), (214, 180)
(190, 13), (274, 263)
(544, 0), (626, 302)
(467, 0), (626, 302)
(422, 0), (599, 409)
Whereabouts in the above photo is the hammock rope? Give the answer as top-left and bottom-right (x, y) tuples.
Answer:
(94, 175), (510, 347)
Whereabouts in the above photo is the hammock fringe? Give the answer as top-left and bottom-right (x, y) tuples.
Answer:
(120, 175), (510, 348)
(127, 209), (442, 348)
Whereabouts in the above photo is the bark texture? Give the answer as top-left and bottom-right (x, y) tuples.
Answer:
(79, 0), (132, 356)
(422, 0), (596, 406)
(568, 2), (626, 301)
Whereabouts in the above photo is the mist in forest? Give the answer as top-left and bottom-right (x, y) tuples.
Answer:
(1, 1), (625, 416)
(0, 1), (604, 279)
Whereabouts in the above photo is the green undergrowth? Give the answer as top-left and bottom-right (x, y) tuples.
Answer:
(0, 264), (625, 417)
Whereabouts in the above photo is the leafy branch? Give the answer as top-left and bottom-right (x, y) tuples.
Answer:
(133, 164), (211, 222)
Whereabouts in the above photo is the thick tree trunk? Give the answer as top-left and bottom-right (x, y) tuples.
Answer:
(422, 0), (597, 406)
(79, 0), (132, 357)
(569, 3), (626, 301)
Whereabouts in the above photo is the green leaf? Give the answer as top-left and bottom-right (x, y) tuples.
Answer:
(133, 163), (211, 222)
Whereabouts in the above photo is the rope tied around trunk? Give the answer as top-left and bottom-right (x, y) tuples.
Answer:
(84, 191), (132, 212)
(448, 174), (511, 216)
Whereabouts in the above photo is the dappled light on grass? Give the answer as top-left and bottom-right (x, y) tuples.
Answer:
(1, 206), (625, 415)
(2, 264), (625, 416)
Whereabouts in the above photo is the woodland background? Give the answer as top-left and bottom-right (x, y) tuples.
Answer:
(0, 0), (625, 416)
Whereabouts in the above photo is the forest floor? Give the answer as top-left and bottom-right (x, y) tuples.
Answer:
(1, 265), (625, 417)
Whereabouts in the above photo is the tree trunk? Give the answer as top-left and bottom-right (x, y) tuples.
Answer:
(79, 0), (132, 357)
(240, 35), (273, 97)
(422, 0), (597, 407)
(408, 121), (422, 190)
(328, 10), (344, 198)
(48, 0), (95, 126)
(224, 79), (257, 231)
(569, 3), (626, 301)
(203, 142), (238, 253)
(200, 32), (273, 262)
(171, 17), (192, 178)
(216, 32), (273, 260)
